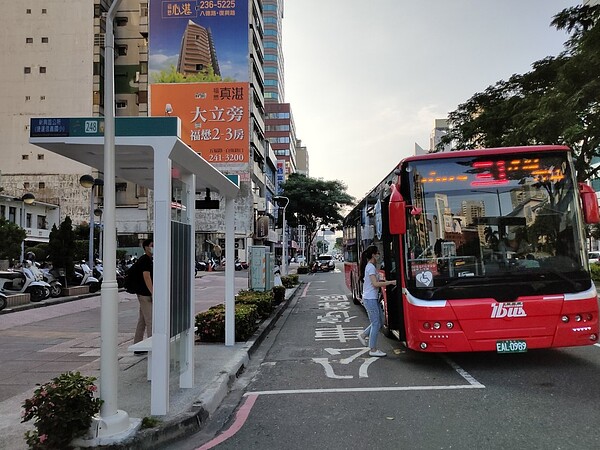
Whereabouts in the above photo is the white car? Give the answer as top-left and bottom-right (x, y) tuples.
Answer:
(296, 255), (306, 264)
(588, 251), (600, 265)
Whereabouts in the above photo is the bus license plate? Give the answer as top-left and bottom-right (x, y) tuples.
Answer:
(496, 340), (527, 353)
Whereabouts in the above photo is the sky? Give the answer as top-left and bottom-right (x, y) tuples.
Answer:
(282, 0), (581, 201)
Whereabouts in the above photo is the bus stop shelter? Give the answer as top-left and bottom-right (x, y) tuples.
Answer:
(29, 116), (239, 416)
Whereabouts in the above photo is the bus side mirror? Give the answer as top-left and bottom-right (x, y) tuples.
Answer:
(388, 184), (406, 234)
(579, 182), (600, 224)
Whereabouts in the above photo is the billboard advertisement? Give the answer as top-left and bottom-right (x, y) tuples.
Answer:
(149, 1), (249, 82)
(151, 82), (249, 163)
(149, 1), (250, 164)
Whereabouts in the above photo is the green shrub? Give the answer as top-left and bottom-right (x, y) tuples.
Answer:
(590, 263), (600, 282)
(281, 274), (298, 288)
(21, 372), (102, 449)
(195, 303), (259, 342)
(25, 244), (49, 263)
(140, 416), (160, 429)
(272, 285), (286, 304)
(236, 290), (273, 319)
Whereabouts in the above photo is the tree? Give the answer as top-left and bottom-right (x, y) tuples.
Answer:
(48, 216), (76, 281)
(152, 64), (235, 83)
(0, 218), (26, 262)
(279, 173), (355, 259)
(440, 4), (600, 182)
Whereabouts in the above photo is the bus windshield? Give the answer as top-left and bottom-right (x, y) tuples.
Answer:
(403, 151), (589, 300)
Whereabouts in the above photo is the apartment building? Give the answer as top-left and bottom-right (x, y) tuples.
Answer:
(0, 0), (282, 260)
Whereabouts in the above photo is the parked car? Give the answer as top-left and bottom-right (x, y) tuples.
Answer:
(316, 254), (335, 272)
(588, 251), (600, 265)
(296, 255), (306, 264)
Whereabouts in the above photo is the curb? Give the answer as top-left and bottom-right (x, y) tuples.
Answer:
(0, 291), (101, 315)
(93, 284), (300, 450)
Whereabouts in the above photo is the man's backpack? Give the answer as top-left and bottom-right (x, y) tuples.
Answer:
(123, 263), (141, 294)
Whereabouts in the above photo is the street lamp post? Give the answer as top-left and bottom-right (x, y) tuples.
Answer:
(80, 175), (103, 272)
(273, 196), (289, 275)
(20, 193), (35, 262)
(95, 0), (132, 439)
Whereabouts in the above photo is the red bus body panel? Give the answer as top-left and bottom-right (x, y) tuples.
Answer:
(403, 292), (599, 352)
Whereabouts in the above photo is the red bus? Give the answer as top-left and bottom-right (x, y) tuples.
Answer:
(343, 145), (600, 353)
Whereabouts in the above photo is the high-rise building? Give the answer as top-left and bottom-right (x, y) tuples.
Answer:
(430, 118), (452, 152)
(262, 1), (302, 188)
(295, 139), (309, 176)
(0, 0), (278, 259)
(262, 0), (285, 103)
(266, 102), (297, 188)
(177, 20), (220, 76)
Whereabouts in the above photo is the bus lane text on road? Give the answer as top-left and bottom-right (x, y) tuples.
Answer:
(312, 294), (380, 379)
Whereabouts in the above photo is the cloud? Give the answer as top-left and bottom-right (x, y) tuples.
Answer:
(149, 53), (179, 74)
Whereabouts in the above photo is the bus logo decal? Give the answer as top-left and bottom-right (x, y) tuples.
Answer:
(491, 302), (527, 319)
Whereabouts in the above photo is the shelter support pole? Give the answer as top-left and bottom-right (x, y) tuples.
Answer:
(181, 173), (195, 388)
(225, 197), (235, 346)
(151, 153), (172, 415)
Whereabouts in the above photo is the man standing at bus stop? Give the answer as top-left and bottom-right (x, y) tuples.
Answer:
(133, 238), (153, 352)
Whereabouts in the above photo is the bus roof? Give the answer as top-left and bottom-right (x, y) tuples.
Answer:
(402, 145), (570, 164)
(343, 145), (572, 224)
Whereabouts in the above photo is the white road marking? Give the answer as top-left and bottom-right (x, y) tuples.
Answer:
(245, 384), (485, 397)
(312, 358), (352, 379)
(359, 358), (377, 378)
(441, 356), (485, 387)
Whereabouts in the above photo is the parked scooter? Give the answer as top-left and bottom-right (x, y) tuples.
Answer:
(0, 265), (51, 302)
(195, 260), (207, 275)
(234, 258), (248, 271)
(207, 257), (218, 272)
(73, 261), (101, 293)
(41, 266), (64, 298)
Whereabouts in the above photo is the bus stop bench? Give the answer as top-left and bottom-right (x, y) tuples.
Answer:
(127, 327), (197, 381)
(128, 337), (154, 380)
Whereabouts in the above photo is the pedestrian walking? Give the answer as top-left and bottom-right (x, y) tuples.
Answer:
(133, 238), (153, 353)
(356, 245), (396, 357)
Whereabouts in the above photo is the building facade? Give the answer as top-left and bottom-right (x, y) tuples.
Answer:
(0, 0), (302, 261)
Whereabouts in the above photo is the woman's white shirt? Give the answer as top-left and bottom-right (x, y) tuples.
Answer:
(363, 262), (379, 300)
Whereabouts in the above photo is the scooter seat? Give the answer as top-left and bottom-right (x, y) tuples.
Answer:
(0, 271), (24, 280)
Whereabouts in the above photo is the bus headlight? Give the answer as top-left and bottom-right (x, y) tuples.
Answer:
(574, 314), (582, 322)
(561, 315), (569, 323)
(446, 321), (454, 329)
(433, 322), (441, 330)
(423, 322), (431, 329)
(420, 342), (428, 350)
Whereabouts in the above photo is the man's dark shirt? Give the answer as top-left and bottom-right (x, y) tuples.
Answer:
(136, 253), (153, 296)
